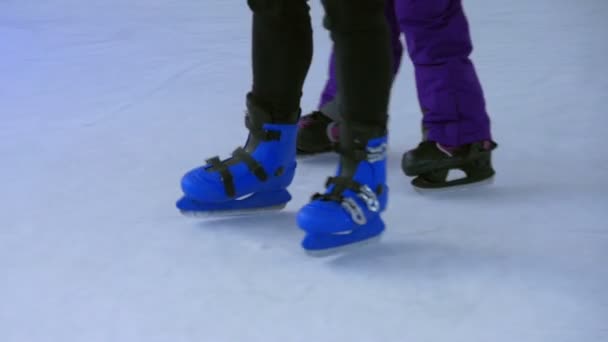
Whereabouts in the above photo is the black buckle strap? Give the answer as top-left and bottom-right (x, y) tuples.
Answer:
(232, 148), (268, 181)
(312, 176), (382, 221)
(325, 176), (361, 193)
(314, 176), (382, 201)
(312, 176), (362, 202)
(205, 148), (268, 198)
(206, 156), (235, 198)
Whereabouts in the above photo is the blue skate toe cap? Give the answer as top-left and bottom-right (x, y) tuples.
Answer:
(301, 233), (337, 251)
(176, 196), (204, 212)
(297, 200), (355, 234)
(181, 167), (226, 202)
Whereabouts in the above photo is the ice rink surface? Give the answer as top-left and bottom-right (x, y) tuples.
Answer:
(1, 1), (607, 341)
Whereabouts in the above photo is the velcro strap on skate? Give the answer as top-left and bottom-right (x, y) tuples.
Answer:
(312, 177), (362, 202)
(206, 156), (236, 197)
(325, 176), (361, 193)
(245, 117), (281, 141)
(232, 147), (268, 181)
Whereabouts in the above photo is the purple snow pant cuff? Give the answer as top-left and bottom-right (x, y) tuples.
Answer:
(424, 119), (492, 147)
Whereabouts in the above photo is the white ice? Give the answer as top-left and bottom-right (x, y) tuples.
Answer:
(1, 1), (607, 341)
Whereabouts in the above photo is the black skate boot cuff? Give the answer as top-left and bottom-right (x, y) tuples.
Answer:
(335, 122), (387, 178)
(339, 121), (387, 149)
(246, 93), (301, 125)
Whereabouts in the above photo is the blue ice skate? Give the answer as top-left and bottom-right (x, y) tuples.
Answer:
(297, 127), (389, 255)
(177, 96), (298, 215)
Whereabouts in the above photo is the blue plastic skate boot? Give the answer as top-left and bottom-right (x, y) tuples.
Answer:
(177, 95), (299, 215)
(297, 123), (389, 254)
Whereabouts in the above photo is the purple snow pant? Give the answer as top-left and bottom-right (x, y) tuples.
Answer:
(318, 0), (492, 147)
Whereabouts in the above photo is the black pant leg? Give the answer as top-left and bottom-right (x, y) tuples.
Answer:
(248, 0), (313, 122)
(321, 0), (392, 130)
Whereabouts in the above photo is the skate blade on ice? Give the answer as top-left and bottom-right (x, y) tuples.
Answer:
(180, 203), (287, 218)
(301, 218), (385, 257)
(412, 175), (495, 194)
(304, 235), (382, 257)
(176, 189), (291, 217)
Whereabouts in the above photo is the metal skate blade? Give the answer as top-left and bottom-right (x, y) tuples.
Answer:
(304, 235), (382, 258)
(296, 152), (326, 159)
(413, 176), (495, 194)
(180, 203), (287, 218)
(296, 151), (337, 161)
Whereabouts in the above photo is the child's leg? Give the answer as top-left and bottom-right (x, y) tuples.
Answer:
(298, 0), (394, 252)
(297, 0), (403, 156)
(317, 0), (403, 121)
(249, 0), (313, 118)
(396, 0), (492, 146)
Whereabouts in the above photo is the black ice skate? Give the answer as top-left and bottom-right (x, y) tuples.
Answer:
(402, 140), (498, 191)
(296, 111), (339, 155)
